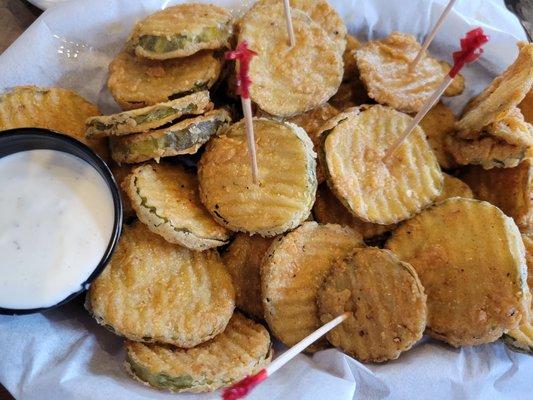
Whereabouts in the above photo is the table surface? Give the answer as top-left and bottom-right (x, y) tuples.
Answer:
(0, 0), (41, 395)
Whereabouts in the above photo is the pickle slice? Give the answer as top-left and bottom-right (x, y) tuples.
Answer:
(86, 91), (211, 138)
(107, 50), (222, 110)
(128, 4), (233, 60)
(110, 109), (231, 164)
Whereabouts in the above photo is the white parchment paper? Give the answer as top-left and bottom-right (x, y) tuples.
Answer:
(0, 1), (531, 399)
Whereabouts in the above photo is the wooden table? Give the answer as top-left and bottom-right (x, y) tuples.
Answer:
(0, 1), (42, 397)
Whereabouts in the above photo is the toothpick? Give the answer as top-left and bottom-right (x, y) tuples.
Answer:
(383, 27), (489, 163)
(383, 75), (453, 163)
(241, 97), (259, 183)
(409, 0), (458, 71)
(283, 0), (296, 47)
(225, 42), (259, 184)
(222, 312), (350, 400)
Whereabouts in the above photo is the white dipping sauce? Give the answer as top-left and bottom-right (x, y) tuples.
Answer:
(0, 149), (114, 310)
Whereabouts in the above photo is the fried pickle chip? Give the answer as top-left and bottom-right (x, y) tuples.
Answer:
(198, 118), (316, 236)
(503, 233), (532, 354)
(434, 173), (473, 203)
(125, 163), (230, 250)
(323, 105), (443, 225)
(110, 163), (135, 221)
(110, 109), (231, 164)
(386, 198), (528, 347)
(222, 233), (275, 319)
(87, 221), (235, 347)
(0, 86), (108, 160)
(286, 103), (339, 183)
(127, 4), (233, 60)
(260, 0), (347, 55)
(125, 313), (272, 393)
(419, 102), (458, 169)
(446, 134), (527, 169)
(520, 90), (533, 123)
(457, 43), (533, 136)
(318, 248), (427, 362)
(313, 184), (395, 240)
(238, 3), (343, 117)
(262, 222), (364, 350)
(355, 32), (464, 113)
(461, 158), (533, 232)
(108, 50), (222, 110)
(86, 91), (211, 138)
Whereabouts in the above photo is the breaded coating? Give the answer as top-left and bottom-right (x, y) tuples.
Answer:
(262, 222), (364, 351)
(108, 50), (222, 110)
(434, 173), (473, 203)
(260, 0), (347, 55)
(125, 163), (230, 250)
(461, 158), (533, 232)
(125, 313), (272, 393)
(313, 184), (396, 239)
(318, 248), (427, 362)
(386, 198), (528, 347)
(198, 118), (316, 236)
(355, 32), (464, 113)
(419, 102), (457, 169)
(238, 3), (343, 117)
(127, 4), (233, 59)
(222, 233), (275, 319)
(322, 105), (443, 225)
(0, 86), (108, 160)
(87, 221), (235, 347)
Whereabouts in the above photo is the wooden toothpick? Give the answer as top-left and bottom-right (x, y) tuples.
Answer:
(225, 42), (259, 184)
(222, 312), (351, 400)
(283, 0), (296, 47)
(384, 27), (489, 163)
(410, 0), (458, 71)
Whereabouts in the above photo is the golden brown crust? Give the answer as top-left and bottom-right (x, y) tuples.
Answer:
(457, 42), (533, 135)
(238, 4), (343, 117)
(107, 50), (222, 110)
(323, 105), (443, 224)
(124, 313), (272, 393)
(313, 184), (396, 239)
(318, 248), (427, 362)
(259, 0), (347, 55)
(125, 163), (230, 250)
(110, 163), (135, 220)
(127, 4), (233, 59)
(419, 102), (458, 169)
(222, 234), (275, 319)
(355, 32), (464, 113)
(262, 222), (364, 350)
(386, 198), (528, 347)
(198, 118), (316, 236)
(520, 90), (533, 124)
(434, 173), (473, 203)
(87, 222), (235, 347)
(460, 159), (533, 232)
(0, 86), (109, 161)
(343, 35), (362, 81)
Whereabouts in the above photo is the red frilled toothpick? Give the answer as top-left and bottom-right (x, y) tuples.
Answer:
(383, 27), (489, 163)
(226, 42), (259, 184)
(222, 312), (350, 400)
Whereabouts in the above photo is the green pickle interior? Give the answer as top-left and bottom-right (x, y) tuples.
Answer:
(138, 25), (228, 53)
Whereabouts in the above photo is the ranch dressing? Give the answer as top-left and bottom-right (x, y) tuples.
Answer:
(0, 149), (114, 310)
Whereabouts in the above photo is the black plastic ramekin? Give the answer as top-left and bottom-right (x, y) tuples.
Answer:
(0, 128), (123, 315)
